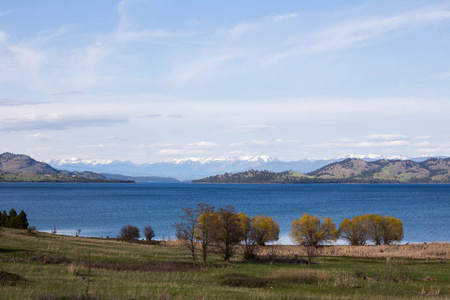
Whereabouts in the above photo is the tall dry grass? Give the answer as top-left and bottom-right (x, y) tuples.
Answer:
(255, 243), (449, 260)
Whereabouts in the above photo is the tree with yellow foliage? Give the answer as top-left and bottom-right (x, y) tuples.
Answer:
(289, 213), (339, 265)
(339, 215), (371, 246)
(237, 212), (255, 260)
(382, 216), (404, 245)
(195, 203), (217, 263)
(363, 213), (384, 245)
(251, 214), (280, 246)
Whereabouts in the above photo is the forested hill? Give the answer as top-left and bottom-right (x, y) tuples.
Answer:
(0, 153), (133, 183)
(193, 158), (450, 183)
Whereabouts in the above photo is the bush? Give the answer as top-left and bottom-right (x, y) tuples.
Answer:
(120, 225), (140, 240)
(143, 225), (155, 241)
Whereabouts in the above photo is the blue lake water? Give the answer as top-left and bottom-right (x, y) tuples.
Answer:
(0, 183), (449, 244)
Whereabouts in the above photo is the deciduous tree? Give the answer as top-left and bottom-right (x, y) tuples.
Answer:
(120, 225), (140, 240)
(290, 213), (338, 265)
(251, 214), (280, 246)
(382, 216), (404, 245)
(195, 203), (217, 263)
(174, 207), (199, 263)
(237, 212), (256, 260)
(339, 215), (371, 246)
(214, 206), (244, 262)
(143, 225), (155, 241)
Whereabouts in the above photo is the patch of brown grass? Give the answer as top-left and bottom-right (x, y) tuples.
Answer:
(270, 269), (329, 284)
(27, 253), (71, 264)
(75, 260), (205, 272)
(256, 243), (449, 260)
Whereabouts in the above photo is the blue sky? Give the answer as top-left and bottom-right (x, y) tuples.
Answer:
(1, 0), (450, 163)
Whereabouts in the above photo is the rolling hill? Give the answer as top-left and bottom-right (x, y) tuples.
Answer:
(193, 158), (450, 183)
(0, 153), (133, 183)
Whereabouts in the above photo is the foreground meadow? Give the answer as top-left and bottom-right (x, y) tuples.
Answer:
(0, 228), (449, 299)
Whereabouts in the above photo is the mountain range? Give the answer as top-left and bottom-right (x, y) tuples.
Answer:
(47, 154), (439, 181)
(194, 158), (450, 184)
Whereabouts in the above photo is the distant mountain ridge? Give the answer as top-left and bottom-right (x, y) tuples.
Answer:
(48, 154), (442, 181)
(194, 158), (450, 184)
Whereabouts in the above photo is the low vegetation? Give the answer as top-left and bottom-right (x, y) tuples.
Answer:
(0, 228), (448, 299)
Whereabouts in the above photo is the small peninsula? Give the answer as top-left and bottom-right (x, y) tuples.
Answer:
(0, 153), (133, 183)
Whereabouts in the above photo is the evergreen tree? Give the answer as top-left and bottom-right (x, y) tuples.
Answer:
(17, 210), (29, 229)
(6, 208), (18, 228)
(0, 210), (7, 227)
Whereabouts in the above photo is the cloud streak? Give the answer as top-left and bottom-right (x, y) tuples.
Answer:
(0, 113), (128, 131)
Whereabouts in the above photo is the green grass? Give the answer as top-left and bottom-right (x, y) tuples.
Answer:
(1, 228), (449, 299)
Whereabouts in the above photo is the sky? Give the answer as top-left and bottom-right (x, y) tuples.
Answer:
(1, 0), (450, 163)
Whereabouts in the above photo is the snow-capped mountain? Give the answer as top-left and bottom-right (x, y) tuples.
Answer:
(47, 154), (442, 181)
(47, 156), (280, 181)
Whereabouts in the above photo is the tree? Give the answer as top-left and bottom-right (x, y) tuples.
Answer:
(289, 213), (339, 265)
(364, 214), (384, 245)
(174, 206), (199, 263)
(143, 225), (155, 241)
(382, 216), (404, 245)
(195, 203), (217, 263)
(17, 210), (29, 229)
(120, 225), (140, 240)
(214, 206), (244, 262)
(237, 212), (256, 260)
(0, 210), (7, 227)
(6, 208), (18, 228)
(339, 214), (404, 245)
(339, 215), (371, 246)
(251, 214), (280, 246)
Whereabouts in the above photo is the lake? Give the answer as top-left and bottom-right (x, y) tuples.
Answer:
(1, 183), (449, 244)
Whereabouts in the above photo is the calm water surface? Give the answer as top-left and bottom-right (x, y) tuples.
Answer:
(0, 183), (448, 244)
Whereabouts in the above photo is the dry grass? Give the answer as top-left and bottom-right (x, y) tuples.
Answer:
(73, 260), (206, 272)
(256, 243), (450, 260)
(269, 269), (329, 284)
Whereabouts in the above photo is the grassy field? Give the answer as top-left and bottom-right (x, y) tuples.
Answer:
(0, 228), (449, 299)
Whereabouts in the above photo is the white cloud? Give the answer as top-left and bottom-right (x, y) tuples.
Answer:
(365, 134), (408, 141)
(0, 113), (128, 131)
(77, 144), (105, 149)
(157, 148), (204, 156)
(230, 140), (271, 147)
(23, 133), (53, 141)
(0, 99), (44, 106)
(273, 13), (298, 21)
(185, 141), (222, 148)
(0, 31), (8, 42)
(227, 124), (275, 132)
(270, 4), (450, 62)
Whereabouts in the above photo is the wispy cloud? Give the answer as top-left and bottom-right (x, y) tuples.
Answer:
(273, 13), (298, 21)
(314, 134), (413, 148)
(0, 10), (12, 17)
(0, 99), (45, 106)
(23, 133), (54, 141)
(0, 113), (128, 131)
(226, 124), (276, 133)
(424, 71), (450, 81)
(270, 4), (450, 62)
(365, 134), (408, 141)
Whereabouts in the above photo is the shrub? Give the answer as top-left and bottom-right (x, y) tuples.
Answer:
(120, 225), (140, 240)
